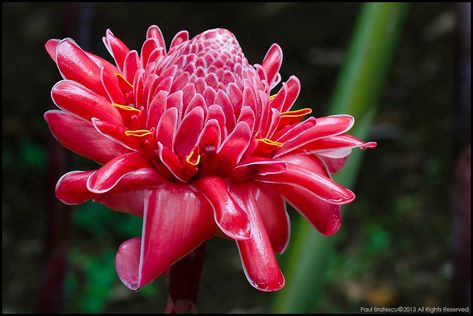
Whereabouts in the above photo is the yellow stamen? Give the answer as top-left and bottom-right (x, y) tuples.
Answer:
(185, 150), (201, 166)
(112, 103), (140, 113)
(115, 73), (134, 88)
(257, 138), (284, 147)
(269, 94), (277, 101)
(280, 108), (313, 118)
(125, 129), (152, 137)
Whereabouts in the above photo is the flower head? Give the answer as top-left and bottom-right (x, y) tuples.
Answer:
(44, 26), (376, 292)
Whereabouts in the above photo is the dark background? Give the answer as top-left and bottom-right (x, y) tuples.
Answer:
(2, 2), (470, 313)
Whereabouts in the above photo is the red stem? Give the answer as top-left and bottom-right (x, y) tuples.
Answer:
(165, 243), (207, 314)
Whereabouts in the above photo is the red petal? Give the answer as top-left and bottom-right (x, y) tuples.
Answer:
(194, 177), (251, 240)
(55, 170), (94, 205)
(146, 90), (168, 129)
(56, 39), (107, 96)
(86, 152), (152, 193)
(169, 30), (189, 52)
(273, 183), (342, 236)
(56, 167), (164, 216)
(262, 44), (283, 89)
(91, 118), (141, 151)
(174, 107), (205, 157)
(115, 184), (215, 290)
(281, 76), (301, 112)
(217, 121), (252, 169)
(146, 25), (166, 52)
(103, 29), (130, 73)
(141, 38), (158, 66)
(156, 107), (179, 149)
(45, 39), (60, 62)
(123, 50), (141, 84)
(100, 66), (126, 105)
(197, 119), (222, 149)
(254, 161), (355, 205)
(274, 115), (355, 158)
(51, 80), (123, 125)
(95, 190), (146, 218)
(254, 186), (290, 254)
(44, 110), (129, 164)
(230, 183), (285, 291)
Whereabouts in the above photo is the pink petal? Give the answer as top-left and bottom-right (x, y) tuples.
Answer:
(194, 177), (251, 240)
(304, 134), (378, 153)
(254, 161), (355, 205)
(169, 30), (189, 51)
(274, 182), (342, 236)
(274, 115), (355, 158)
(123, 50), (141, 84)
(56, 167), (164, 217)
(86, 152), (152, 194)
(103, 29), (130, 73)
(94, 190), (146, 218)
(281, 76), (301, 112)
(156, 107), (179, 149)
(319, 156), (349, 173)
(55, 38), (107, 97)
(217, 121), (252, 170)
(55, 170), (95, 205)
(100, 66), (126, 105)
(262, 44), (283, 89)
(156, 142), (188, 183)
(254, 186), (290, 254)
(91, 118), (141, 151)
(146, 25), (166, 52)
(51, 80), (123, 125)
(141, 38), (158, 66)
(230, 183), (285, 291)
(173, 107), (205, 157)
(44, 110), (130, 164)
(115, 184), (215, 290)
(197, 119), (222, 150)
(146, 90), (168, 129)
(45, 39), (60, 62)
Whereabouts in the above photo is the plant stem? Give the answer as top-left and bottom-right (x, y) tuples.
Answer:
(165, 243), (207, 314)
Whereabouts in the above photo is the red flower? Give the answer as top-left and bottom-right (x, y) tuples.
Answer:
(44, 26), (376, 292)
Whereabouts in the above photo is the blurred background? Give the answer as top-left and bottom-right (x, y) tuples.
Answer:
(2, 2), (470, 313)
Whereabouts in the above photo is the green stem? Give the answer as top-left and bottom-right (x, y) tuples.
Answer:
(272, 3), (408, 313)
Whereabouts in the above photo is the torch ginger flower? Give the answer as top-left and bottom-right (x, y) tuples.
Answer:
(44, 26), (376, 292)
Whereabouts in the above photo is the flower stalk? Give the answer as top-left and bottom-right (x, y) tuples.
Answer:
(165, 243), (206, 314)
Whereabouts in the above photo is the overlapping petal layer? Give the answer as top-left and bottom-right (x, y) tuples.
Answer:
(45, 25), (376, 292)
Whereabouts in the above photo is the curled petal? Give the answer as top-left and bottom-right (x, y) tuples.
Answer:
(115, 184), (215, 290)
(194, 177), (251, 240)
(44, 110), (130, 164)
(254, 162), (355, 205)
(51, 80), (123, 125)
(146, 25), (166, 52)
(103, 29), (130, 72)
(45, 38), (60, 62)
(169, 30), (189, 51)
(281, 76), (301, 112)
(174, 106), (204, 157)
(274, 115), (355, 158)
(273, 183), (342, 236)
(230, 183), (285, 291)
(55, 170), (95, 205)
(217, 121), (252, 169)
(86, 152), (152, 194)
(254, 186), (290, 254)
(56, 38), (107, 96)
(262, 43), (283, 90)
